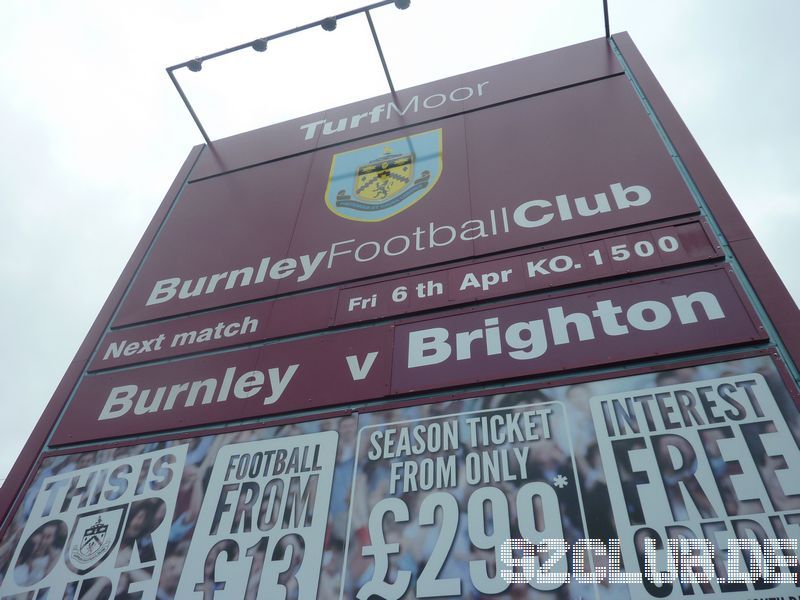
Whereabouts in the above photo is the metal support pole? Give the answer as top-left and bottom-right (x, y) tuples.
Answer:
(166, 0), (405, 144)
(167, 68), (211, 145)
(167, 1), (611, 143)
(365, 10), (397, 95)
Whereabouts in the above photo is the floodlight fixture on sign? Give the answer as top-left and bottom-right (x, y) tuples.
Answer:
(166, 0), (612, 145)
(166, 0), (411, 144)
(320, 17), (338, 31)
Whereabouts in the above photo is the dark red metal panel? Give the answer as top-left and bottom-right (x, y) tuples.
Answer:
(92, 218), (719, 372)
(335, 218), (721, 325)
(59, 266), (764, 446)
(465, 76), (698, 256)
(613, 31), (800, 371)
(190, 36), (622, 180)
(0, 145), (205, 523)
(612, 32), (753, 243)
(91, 287), (339, 371)
(53, 325), (392, 445)
(391, 267), (764, 393)
(730, 236), (800, 344)
(115, 76), (698, 327)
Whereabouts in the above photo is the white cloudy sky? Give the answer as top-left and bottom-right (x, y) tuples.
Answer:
(1, 0), (798, 484)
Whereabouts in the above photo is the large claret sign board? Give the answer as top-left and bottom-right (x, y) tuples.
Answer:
(1, 32), (798, 600)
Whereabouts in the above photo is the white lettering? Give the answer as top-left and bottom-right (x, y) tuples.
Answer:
(298, 251), (326, 282)
(300, 119), (325, 141)
(513, 200), (554, 228)
(99, 386), (137, 420)
(346, 352), (379, 381)
(404, 289), (724, 369)
(408, 328), (451, 367)
(264, 365), (299, 405)
(140, 182), (660, 310)
(423, 93), (447, 109)
(387, 96), (419, 118)
(611, 182), (651, 208)
(147, 278), (180, 306)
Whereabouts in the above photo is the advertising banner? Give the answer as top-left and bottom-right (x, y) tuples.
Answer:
(58, 268), (761, 445)
(0, 416), (357, 600)
(115, 76), (698, 327)
(0, 446), (187, 599)
(591, 373), (800, 598)
(1, 356), (798, 598)
(344, 400), (587, 599)
(173, 431), (338, 599)
(342, 355), (800, 599)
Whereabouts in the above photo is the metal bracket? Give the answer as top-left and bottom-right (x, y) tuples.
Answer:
(166, 0), (611, 145)
(166, 0), (410, 145)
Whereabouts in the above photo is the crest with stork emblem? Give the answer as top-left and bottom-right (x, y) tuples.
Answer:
(65, 506), (127, 575)
(325, 129), (442, 222)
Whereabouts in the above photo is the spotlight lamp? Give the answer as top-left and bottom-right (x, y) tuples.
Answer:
(168, 0), (416, 144)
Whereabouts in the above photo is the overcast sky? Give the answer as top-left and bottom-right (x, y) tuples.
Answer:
(1, 0), (798, 484)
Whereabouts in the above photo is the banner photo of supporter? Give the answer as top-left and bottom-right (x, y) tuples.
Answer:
(173, 431), (338, 598)
(343, 400), (591, 599)
(591, 371), (800, 599)
(0, 446), (187, 599)
(340, 356), (800, 600)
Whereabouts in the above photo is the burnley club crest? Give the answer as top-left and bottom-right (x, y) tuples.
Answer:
(325, 129), (442, 222)
(66, 506), (127, 575)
